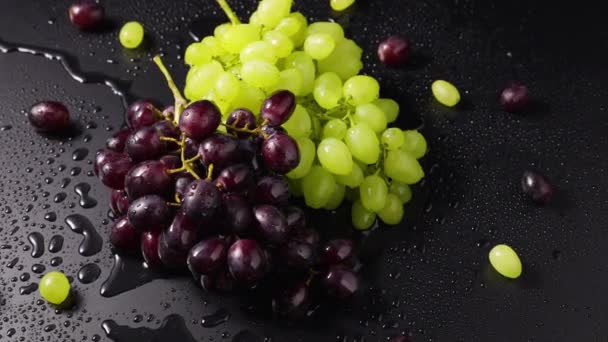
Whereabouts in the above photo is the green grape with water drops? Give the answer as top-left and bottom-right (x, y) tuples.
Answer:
(345, 123), (380, 164)
(373, 98), (399, 123)
(322, 119), (347, 139)
(343, 75), (380, 105)
(335, 161), (364, 188)
(317, 138), (353, 176)
(381, 128), (405, 150)
(354, 103), (387, 133)
(384, 149), (425, 184)
(314, 72), (343, 109)
(389, 181), (412, 204)
(304, 33), (336, 60)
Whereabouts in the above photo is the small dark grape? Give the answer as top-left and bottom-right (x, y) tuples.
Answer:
(227, 239), (268, 285)
(226, 108), (257, 137)
(158, 232), (188, 270)
(110, 216), (140, 251)
(124, 160), (173, 200)
(127, 195), (172, 232)
(378, 36), (411, 67)
(322, 239), (354, 265)
(140, 230), (162, 267)
(180, 179), (222, 224)
(94, 149), (116, 176)
(187, 238), (227, 276)
(521, 170), (553, 204)
(221, 193), (253, 235)
(98, 153), (133, 190)
(323, 266), (359, 299)
(252, 175), (290, 206)
(261, 132), (300, 174)
(179, 100), (221, 141)
(272, 283), (310, 319)
(126, 100), (160, 129)
(253, 205), (289, 244)
(68, 1), (105, 30)
(500, 83), (529, 112)
(28, 101), (70, 133)
(216, 164), (254, 193)
(261, 90), (296, 126)
(198, 133), (241, 168)
(106, 128), (131, 153)
(164, 213), (200, 253)
(152, 120), (180, 140)
(174, 174), (195, 200)
(125, 126), (166, 162)
(285, 206), (306, 231)
(159, 155), (181, 170)
(110, 189), (130, 216)
(280, 240), (316, 270)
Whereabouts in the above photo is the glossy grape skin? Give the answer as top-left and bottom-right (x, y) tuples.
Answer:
(521, 170), (553, 204)
(153, 120), (180, 140)
(106, 128), (131, 153)
(94, 149), (117, 176)
(39, 271), (71, 305)
(159, 155), (181, 170)
(215, 164), (254, 193)
(280, 240), (316, 270)
(158, 232), (188, 270)
(110, 216), (140, 251)
(261, 132), (300, 174)
(272, 283), (310, 319)
(261, 90), (296, 126)
(187, 238), (227, 276)
(179, 100), (221, 141)
(127, 195), (172, 232)
(124, 161), (173, 200)
(323, 265), (359, 299)
(285, 206), (306, 231)
(180, 179), (222, 224)
(254, 205), (289, 244)
(226, 108), (257, 137)
(174, 174), (195, 200)
(140, 230), (162, 267)
(125, 126), (167, 162)
(252, 175), (290, 206)
(378, 36), (411, 67)
(28, 101), (70, 133)
(183, 137), (199, 159)
(110, 189), (130, 216)
(500, 83), (529, 112)
(222, 193), (254, 235)
(291, 227), (320, 247)
(98, 153), (133, 189)
(322, 239), (354, 265)
(489, 244), (522, 279)
(126, 100), (159, 129)
(199, 133), (241, 168)
(164, 213), (201, 253)
(227, 239), (269, 284)
(68, 1), (105, 30)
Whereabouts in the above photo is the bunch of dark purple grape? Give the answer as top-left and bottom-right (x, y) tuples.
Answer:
(95, 81), (360, 318)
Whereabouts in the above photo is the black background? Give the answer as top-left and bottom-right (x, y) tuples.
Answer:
(1, 0), (607, 341)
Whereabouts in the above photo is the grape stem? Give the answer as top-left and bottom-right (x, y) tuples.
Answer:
(153, 56), (187, 126)
(165, 135), (202, 180)
(215, 0), (241, 25)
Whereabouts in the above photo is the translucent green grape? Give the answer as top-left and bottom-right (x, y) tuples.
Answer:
(263, 31), (294, 58)
(119, 21), (144, 49)
(343, 75), (380, 105)
(335, 161), (364, 188)
(377, 193), (404, 225)
(345, 123), (380, 164)
(240, 41), (278, 64)
(230, 82), (265, 114)
(381, 128), (405, 150)
(401, 130), (427, 159)
(373, 98), (399, 123)
(351, 200), (376, 230)
(213, 72), (240, 103)
(330, 0), (356, 11)
(220, 24), (260, 54)
(287, 137), (315, 179)
(318, 39), (363, 80)
(214, 23), (231, 40)
(200, 36), (225, 57)
(318, 138), (353, 176)
(184, 61), (224, 100)
(489, 244), (522, 279)
(270, 68), (304, 96)
(384, 150), (424, 184)
(307, 22), (345, 44)
(359, 175), (388, 212)
(241, 61), (280, 89)
(354, 103), (387, 133)
(257, 0), (292, 28)
(431, 80), (461, 107)
(282, 105), (311, 138)
(302, 165), (336, 209)
(284, 51), (316, 95)
(314, 72), (343, 109)
(39, 271), (70, 305)
(389, 181), (412, 204)
(184, 42), (212, 66)
(304, 33), (336, 60)
(323, 183), (346, 210)
(322, 119), (347, 139)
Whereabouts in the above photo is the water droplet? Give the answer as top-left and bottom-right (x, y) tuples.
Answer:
(7, 257), (19, 269)
(70, 167), (82, 176)
(0, 124), (12, 131)
(32, 264), (46, 274)
(78, 263), (101, 284)
(60, 178), (71, 189)
(28, 232), (44, 258)
(19, 282), (38, 295)
(44, 324), (56, 332)
(48, 235), (64, 253)
(200, 308), (230, 328)
(100, 253), (164, 298)
(44, 212), (57, 222)
(65, 214), (102, 256)
(50, 256), (63, 266)
(74, 183), (98, 208)
(54, 192), (67, 203)
(102, 315), (196, 342)
(72, 148), (89, 161)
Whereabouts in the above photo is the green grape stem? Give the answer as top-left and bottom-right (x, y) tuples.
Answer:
(215, 0), (241, 25)
(162, 135), (202, 180)
(153, 56), (188, 126)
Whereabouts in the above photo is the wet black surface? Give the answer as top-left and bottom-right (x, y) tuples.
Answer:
(1, 0), (608, 341)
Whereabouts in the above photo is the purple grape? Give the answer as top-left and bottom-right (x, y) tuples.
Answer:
(280, 240), (316, 270)
(323, 266), (359, 299)
(106, 128), (131, 153)
(285, 206), (306, 231)
(291, 228), (320, 247)
(226, 108), (257, 137)
(99, 153), (133, 190)
(126, 100), (160, 129)
(110, 189), (130, 216)
(68, 1), (105, 30)
(500, 83), (529, 112)
(174, 174), (195, 199)
(253, 205), (289, 244)
(180, 179), (222, 224)
(252, 175), (289, 206)
(198, 133), (241, 168)
(158, 231), (187, 270)
(152, 120), (180, 140)
(322, 239), (354, 265)
(164, 213), (201, 253)
(227, 239), (268, 284)
(216, 164), (254, 193)
(183, 137), (199, 159)
(110, 216), (140, 251)
(187, 238), (227, 276)
(124, 161), (173, 200)
(94, 149), (117, 176)
(238, 138), (259, 165)
(261, 132), (300, 174)
(125, 126), (166, 162)
(28, 101), (70, 133)
(127, 195), (172, 232)
(159, 155), (181, 170)
(162, 105), (175, 120)
(141, 230), (162, 267)
(272, 283), (310, 319)
(377, 36), (411, 67)
(521, 170), (553, 204)
(222, 193), (253, 235)
(260, 90), (296, 126)
(179, 100), (221, 141)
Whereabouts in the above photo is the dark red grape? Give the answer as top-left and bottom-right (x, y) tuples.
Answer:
(323, 266), (359, 299)
(99, 153), (133, 189)
(238, 138), (259, 165)
(291, 228), (320, 247)
(377, 36), (411, 67)
(322, 239), (354, 265)
(140, 230), (162, 267)
(110, 216), (140, 251)
(226, 108), (257, 137)
(106, 128), (131, 153)
(222, 193), (253, 235)
(253, 205), (289, 244)
(179, 100), (221, 141)
(127, 195), (172, 232)
(180, 179), (222, 224)
(158, 232), (187, 270)
(159, 155), (181, 170)
(68, 1), (104, 30)
(285, 206), (306, 231)
(183, 137), (199, 159)
(280, 240), (316, 270)
(125, 126), (166, 162)
(521, 170), (553, 204)
(164, 213), (201, 252)
(126, 100), (160, 129)
(500, 83), (529, 112)
(28, 101), (70, 133)
(252, 175), (289, 206)
(94, 149), (120, 176)
(153, 120), (180, 140)
(261, 132), (300, 174)
(227, 239), (268, 284)
(124, 161), (173, 200)
(216, 164), (254, 193)
(198, 133), (240, 168)
(110, 189), (130, 216)
(260, 90), (296, 126)
(174, 174), (195, 199)
(272, 283), (310, 319)
(187, 238), (227, 276)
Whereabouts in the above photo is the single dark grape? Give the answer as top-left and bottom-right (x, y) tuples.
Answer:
(140, 230), (162, 267)
(110, 189), (130, 216)
(253, 205), (289, 244)
(323, 266), (359, 299)
(174, 174), (195, 200)
(98, 153), (133, 189)
(252, 175), (290, 206)
(291, 228), (320, 247)
(260, 90), (296, 126)
(127, 195), (172, 232)
(68, 1), (104, 30)
(500, 83), (529, 112)
(226, 108), (257, 137)
(198, 133), (241, 168)
(261, 132), (300, 174)
(180, 179), (222, 224)
(272, 283), (310, 319)
(521, 170), (553, 204)
(159, 155), (181, 170)
(152, 120), (180, 140)
(378, 36), (411, 67)
(158, 232), (187, 270)
(106, 128), (131, 153)
(179, 100), (221, 141)
(280, 240), (316, 270)
(126, 100), (160, 129)
(216, 164), (254, 193)
(110, 216), (140, 251)
(187, 238), (227, 276)
(285, 206), (306, 231)
(125, 126), (166, 162)
(183, 137), (199, 159)
(124, 160), (173, 200)
(322, 239), (354, 265)
(227, 239), (268, 285)
(221, 193), (253, 235)
(94, 149), (120, 176)
(164, 213), (201, 253)
(28, 101), (70, 133)
(238, 138), (259, 165)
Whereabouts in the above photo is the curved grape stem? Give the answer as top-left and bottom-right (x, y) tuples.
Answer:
(215, 0), (241, 25)
(153, 56), (187, 126)
(205, 164), (215, 181)
(163, 135), (202, 180)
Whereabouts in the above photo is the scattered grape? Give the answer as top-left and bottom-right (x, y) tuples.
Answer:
(378, 36), (410, 67)
(28, 101), (70, 133)
(68, 1), (105, 31)
(330, 0), (355, 11)
(521, 170), (553, 204)
(119, 21), (144, 49)
(489, 244), (522, 279)
(431, 80), (460, 107)
(39, 271), (71, 305)
(500, 83), (529, 112)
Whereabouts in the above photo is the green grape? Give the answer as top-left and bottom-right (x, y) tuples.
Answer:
(213, 72), (240, 103)
(184, 61), (224, 100)
(389, 181), (412, 204)
(359, 174), (388, 212)
(288, 177), (303, 197)
(351, 200), (376, 230)
(214, 23), (232, 39)
(221, 24), (261, 54)
(318, 39), (363, 80)
(275, 16), (301, 37)
(431, 80), (461, 107)
(377, 193), (404, 225)
(324, 183), (346, 210)
(270, 68), (304, 96)
(287, 137), (316, 179)
(307, 22), (345, 44)
(317, 138), (353, 176)
(401, 130), (427, 159)
(304, 33), (336, 60)
(381, 128), (405, 150)
(184, 42), (212, 66)
(230, 82), (265, 114)
(282, 105), (311, 138)
(284, 51), (316, 95)
(257, 0), (293, 29)
(302, 165), (336, 209)
(314, 72), (343, 109)
(286, 12), (308, 47)
(384, 149), (424, 184)
(39, 271), (70, 305)
(345, 123), (380, 164)
(330, 0), (355, 11)
(354, 103), (387, 133)
(263, 31), (294, 58)
(241, 60), (280, 89)
(373, 98), (399, 123)
(343, 75), (380, 105)
(322, 119), (347, 139)
(335, 161), (363, 188)
(489, 244), (522, 279)
(240, 41), (278, 64)
(119, 21), (144, 49)
(200, 36), (224, 57)
(344, 186), (360, 202)
(249, 11), (263, 26)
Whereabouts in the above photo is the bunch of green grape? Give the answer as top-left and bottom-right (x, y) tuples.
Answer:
(182, 0), (426, 230)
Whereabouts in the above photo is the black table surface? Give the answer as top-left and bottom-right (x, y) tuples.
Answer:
(1, 0), (607, 341)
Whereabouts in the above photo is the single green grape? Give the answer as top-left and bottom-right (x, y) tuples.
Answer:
(275, 15), (302, 37)
(318, 138), (353, 176)
(220, 24), (260, 54)
(354, 103), (387, 133)
(345, 123), (380, 164)
(200, 36), (225, 57)
(381, 128), (405, 150)
(249, 10), (263, 26)
(257, 0), (292, 28)
(241, 60), (280, 89)
(373, 98), (399, 123)
(230, 82), (265, 115)
(282, 105), (311, 138)
(213, 72), (240, 103)
(335, 161), (364, 188)
(287, 137), (316, 179)
(431, 80), (461, 107)
(389, 181), (412, 204)
(323, 183), (346, 210)
(284, 51), (316, 95)
(330, 0), (356, 11)
(359, 174), (388, 212)
(184, 61), (224, 100)
(271, 68), (304, 96)
(304, 33), (336, 60)
(39, 271), (71, 305)
(351, 200), (376, 230)
(302, 165), (336, 209)
(343, 75), (380, 105)
(489, 244), (522, 279)
(314, 72), (343, 109)
(384, 149), (424, 184)
(240, 41), (278, 64)
(287, 12), (308, 47)
(322, 119), (347, 139)
(307, 22), (345, 44)
(263, 30), (294, 58)
(119, 21), (144, 49)
(318, 39), (363, 80)
(401, 130), (427, 159)
(184, 42), (212, 66)
(214, 22), (232, 40)
(377, 193), (404, 225)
